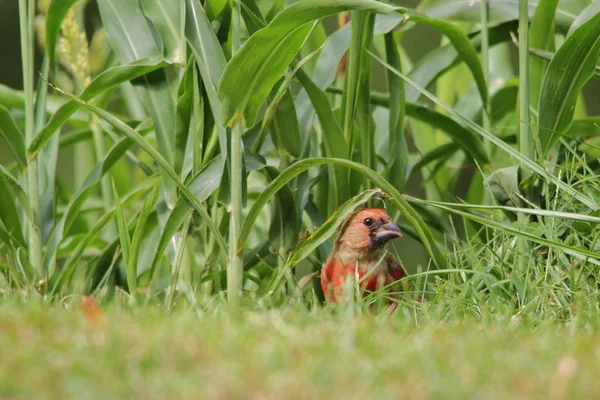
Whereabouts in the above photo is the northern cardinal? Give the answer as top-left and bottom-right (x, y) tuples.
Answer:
(321, 208), (407, 303)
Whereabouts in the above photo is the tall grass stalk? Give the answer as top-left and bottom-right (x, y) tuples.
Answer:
(480, 0), (491, 145)
(91, 117), (113, 215)
(228, 121), (244, 306)
(342, 11), (365, 143)
(518, 0), (531, 289)
(519, 0), (532, 162)
(19, 0), (42, 276)
(227, 0), (244, 307)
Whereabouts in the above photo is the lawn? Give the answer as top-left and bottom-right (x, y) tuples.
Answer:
(2, 296), (598, 399)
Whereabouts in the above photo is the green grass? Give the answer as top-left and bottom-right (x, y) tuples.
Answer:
(1, 296), (599, 399)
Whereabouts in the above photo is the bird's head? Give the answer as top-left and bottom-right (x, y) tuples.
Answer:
(334, 208), (402, 253)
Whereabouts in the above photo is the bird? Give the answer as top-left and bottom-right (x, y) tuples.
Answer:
(321, 208), (408, 304)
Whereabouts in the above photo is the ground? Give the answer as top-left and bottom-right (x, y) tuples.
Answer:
(1, 296), (598, 399)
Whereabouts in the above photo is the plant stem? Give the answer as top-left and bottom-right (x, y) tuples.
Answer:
(19, 0), (43, 277)
(228, 121), (244, 306)
(228, 0), (243, 307)
(342, 11), (365, 144)
(519, 0), (532, 164)
(518, 0), (531, 278)
(167, 217), (192, 310)
(358, 14), (375, 190)
(481, 0), (491, 150)
(91, 115), (113, 216)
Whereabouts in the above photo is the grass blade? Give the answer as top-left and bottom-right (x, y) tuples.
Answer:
(538, 11), (600, 156)
(98, 0), (177, 205)
(28, 58), (169, 159)
(528, 0), (558, 115)
(128, 186), (159, 292)
(423, 0), (577, 34)
(0, 174), (26, 248)
(0, 106), (27, 168)
(112, 180), (132, 288)
(370, 51), (598, 211)
(218, 0), (398, 128)
(45, 0), (79, 67)
(61, 94), (228, 260)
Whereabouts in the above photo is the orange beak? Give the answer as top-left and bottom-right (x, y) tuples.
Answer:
(375, 222), (403, 242)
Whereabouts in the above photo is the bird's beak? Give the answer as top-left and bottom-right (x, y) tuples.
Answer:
(375, 222), (403, 242)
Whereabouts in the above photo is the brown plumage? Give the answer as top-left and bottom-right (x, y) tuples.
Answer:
(321, 208), (407, 303)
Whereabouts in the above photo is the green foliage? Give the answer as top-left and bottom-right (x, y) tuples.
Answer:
(538, 11), (600, 156)
(1, 0), (599, 318)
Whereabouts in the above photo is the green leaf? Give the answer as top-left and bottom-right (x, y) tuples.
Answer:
(0, 173), (26, 248)
(407, 12), (488, 108)
(66, 97), (228, 261)
(296, 69), (349, 211)
(538, 11), (600, 156)
(407, 20), (516, 102)
(142, 203), (191, 287)
(185, 0), (227, 92)
(567, 0), (600, 35)
(529, 0), (559, 113)
(98, 0), (177, 203)
(174, 55), (195, 175)
(112, 180), (132, 283)
(407, 197), (600, 265)
(238, 157), (448, 270)
(406, 103), (489, 165)
(218, 0), (398, 128)
(50, 178), (159, 293)
(252, 53), (309, 153)
(0, 84), (89, 122)
(29, 58), (168, 160)
(128, 186), (159, 292)
(143, 155), (224, 286)
(219, 0), (488, 127)
(423, 0), (577, 34)
(0, 106), (27, 168)
(43, 137), (137, 275)
(295, 14), (407, 141)
(385, 32), (408, 192)
(568, 117), (600, 138)
(185, 0), (228, 171)
(528, 48), (600, 80)
(270, 84), (302, 158)
(484, 166), (521, 207)
(326, 87), (489, 165)
(45, 0), (80, 67)
(411, 143), (460, 175)
(97, 0), (162, 62)
(139, 0), (184, 60)
(0, 166), (32, 222)
(372, 50), (599, 211)
(264, 166), (301, 250)
(251, 45), (317, 155)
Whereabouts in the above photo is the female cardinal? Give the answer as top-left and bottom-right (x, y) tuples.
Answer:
(321, 208), (407, 303)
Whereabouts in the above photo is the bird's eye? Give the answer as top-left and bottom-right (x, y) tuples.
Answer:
(363, 218), (373, 227)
